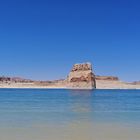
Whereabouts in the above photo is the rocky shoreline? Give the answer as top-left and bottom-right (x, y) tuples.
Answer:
(0, 62), (140, 89)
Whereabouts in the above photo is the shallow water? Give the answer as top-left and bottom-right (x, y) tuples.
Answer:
(0, 89), (140, 140)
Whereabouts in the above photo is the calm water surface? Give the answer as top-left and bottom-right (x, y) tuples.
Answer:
(0, 89), (140, 140)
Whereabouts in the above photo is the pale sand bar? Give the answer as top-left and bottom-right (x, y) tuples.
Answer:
(0, 80), (140, 89)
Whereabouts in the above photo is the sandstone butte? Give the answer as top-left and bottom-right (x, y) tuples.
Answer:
(66, 62), (96, 89)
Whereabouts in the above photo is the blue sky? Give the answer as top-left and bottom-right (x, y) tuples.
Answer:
(0, 0), (140, 81)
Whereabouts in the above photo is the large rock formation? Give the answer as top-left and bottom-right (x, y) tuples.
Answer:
(67, 62), (96, 89)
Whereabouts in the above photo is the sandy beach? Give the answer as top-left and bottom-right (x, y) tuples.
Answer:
(0, 122), (140, 140)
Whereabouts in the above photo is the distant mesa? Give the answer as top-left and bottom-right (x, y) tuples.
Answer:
(131, 81), (140, 85)
(0, 76), (32, 83)
(95, 75), (119, 81)
(67, 62), (96, 89)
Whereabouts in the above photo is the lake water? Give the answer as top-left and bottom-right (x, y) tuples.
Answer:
(0, 89), (140, 140)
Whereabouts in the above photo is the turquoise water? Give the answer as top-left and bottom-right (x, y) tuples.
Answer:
(0, 89), (140, 140)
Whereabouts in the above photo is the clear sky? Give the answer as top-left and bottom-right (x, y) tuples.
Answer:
(0, 0), (140, 81)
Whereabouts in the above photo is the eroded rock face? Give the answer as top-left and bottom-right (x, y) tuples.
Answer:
(67, 63), (96, 89)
